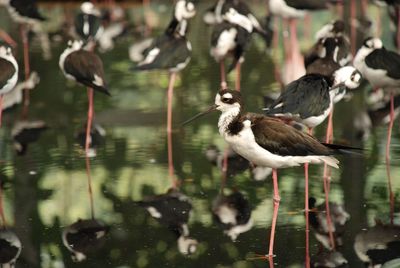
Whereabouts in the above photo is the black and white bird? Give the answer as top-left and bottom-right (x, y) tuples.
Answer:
(212, 190), (253, 241)
(264, 66), (362, 131)
(59, 40), (109, 95)
(62, 219), (109, 262)
(308, 197), (350, 250)
(354, 223), (400, 267)
(0, 44), (18, 126)
(0, 229), (21, 268)
(311, 250), (348, 268)
(11, 120), (47, 156)
(0, 0), (45, 24)
(74, 2), (103, 42)
(136, 188), (198, 255)
(75, 123), (106, 158)
(183, 89), (359, 257)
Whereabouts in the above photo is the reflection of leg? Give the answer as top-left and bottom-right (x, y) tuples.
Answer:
(386, 93), (394, 224)
(323, 163), (335, 250)
(235, 62), (241, 92)
(85, 156), (95, 219)
(304, 163), (310, 268)
(167, 72), (177, 188)
(0, 178), (7, 226)
(268, 169), (280, 258)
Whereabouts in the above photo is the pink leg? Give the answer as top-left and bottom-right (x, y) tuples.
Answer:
(350, 0), (356, 57)
(336, 1), (343, 18)
(167, 72), (177, 188)
(0, 95), (3, 128)
(220, 61), (227, 89)
(235, 62), (241, 92)
(0, 178), (6, 227)
(85, 88), (94, 154)
(0, 29), (17, 48)
(386, 93), (395, 225)
(85, 155), (95, 219)
(221, 147), (229, 190)
(268, 169), (280, 258)
(303, 14), (311, 40)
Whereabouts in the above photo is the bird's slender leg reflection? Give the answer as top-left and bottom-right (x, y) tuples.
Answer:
(268, 169), (280, 258)
(167, 72), (178, 188)
(385, 92), (395, 225)
(85, 155), (95, 219)
(20, 24), (31, 118)
(0, 179), (6, 226)
(220, 61), (227, 89)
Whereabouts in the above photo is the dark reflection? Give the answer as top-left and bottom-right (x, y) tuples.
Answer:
(309, 197), (350, 250)
(62, 219), (110, 262)
(212, 189), (253, 241)
(11, 120), (47, 156)
(0, 229), (21, 268)
(205, 145), (271, 181)
(311, 250), (348, 268)
(136, 188), (198, 255)
(354, 222), (400, 267)
(75, 123), (106, 157)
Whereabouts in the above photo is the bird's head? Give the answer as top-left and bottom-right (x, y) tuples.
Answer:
(177, 236), (198, 255)
(66, 40), (84, 51)
(182, 89), (243, 126)
(80, 1), (100, 16)
(175, 0), (196, 21)
(333, 66), (362, 89)
(362, 37), (383, 50)
(0, 43), (13, 58)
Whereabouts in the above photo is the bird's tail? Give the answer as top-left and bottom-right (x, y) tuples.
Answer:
(322, 143), (364, 155)
(92, 85), (111, 96)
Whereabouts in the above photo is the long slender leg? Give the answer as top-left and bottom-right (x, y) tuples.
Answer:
(397, 7), (400, 52)
(304, 127), (313, 268)
(386, 92), (394, 225)
(303, 14), (311, 40)
(85, 88), (94, 154)
(268, 169), (280, 258)
(235, 62), (241, 92)
(0, 95), (3, 128)
(220, 61), (227, 89)
(0, 29), (17, 47)
(167, 72), (177, 188)
(0, 178), (6, 227)
(350, 0), (356, 57)
(85, 155), (95, 219)
(20, 25), (31, 116)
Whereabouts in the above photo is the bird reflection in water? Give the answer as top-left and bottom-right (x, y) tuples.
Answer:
(136, 188), (198, 255)
(308, 197), (350, 250)
(311, 250), (348, 268)
(354, 222), (400, 268)
(62, 219), (109, 262)
(11, 120), (47, 156)
(75, 123), (106, 158)
(212, 188), (253, 241)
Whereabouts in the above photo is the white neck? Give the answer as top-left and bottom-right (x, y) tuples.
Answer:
(218, 106), (241, 136)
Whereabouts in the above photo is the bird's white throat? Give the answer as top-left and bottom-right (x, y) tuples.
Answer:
(218, 106), (241, 136)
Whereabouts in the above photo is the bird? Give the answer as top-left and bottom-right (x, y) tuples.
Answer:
(0, 44), (18, 127)
(11, 120), (47, 155)
(308, 197), (350, 250)
(74, 2), (103, 44)
(132, 0), (195, 181)
(354, 222), (400, 267)
(354, 37), (400, 213)
(0, 229), (21, 268)
(311, 250), (348, 268)
(136, 188), (198, 255)
(183, 89), (359, 257)
(212, 190), (253, 241)
(62, 219), (110, 262)
(1, 0), (45, 25)
(264, 66), (362, 131)
(59, 39), (109, 155)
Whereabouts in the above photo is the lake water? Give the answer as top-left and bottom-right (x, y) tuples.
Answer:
(0, 1), (399, 267)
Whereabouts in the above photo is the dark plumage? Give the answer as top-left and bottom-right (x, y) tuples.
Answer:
(306, 37), (341, 78)
(12, 120), (47, 156)
(0, 59), (16, 92)
(8, 0), (45, 22)
(285, 0), (336, 10)
(0, 229), (21, 267)
(75, 14), (102, 41)
(365, 48), (400, 79)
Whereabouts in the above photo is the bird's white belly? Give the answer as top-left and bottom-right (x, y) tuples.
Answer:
(362, 66), (400, 89)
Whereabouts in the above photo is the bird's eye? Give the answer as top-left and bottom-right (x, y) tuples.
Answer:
(222, 97), (230, 102)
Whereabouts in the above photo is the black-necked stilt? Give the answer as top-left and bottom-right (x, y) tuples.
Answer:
(309, 197), (350, 250)
(59, 40), (109, 155)
(133, 0), (195, 184)
(210, 21), (250, 90)
(98, 6), (127, 53)
(264, 66), (362, 131)
(11, 120), (47, 156)
(354, 37), (400, 223)
(62, 219), (110, 262)
(75, 2), (103, 44)
(183, 89), (358, 258)
(136, 188), (198, 255)
(0, 229), (21, 268)
(212, 190), (253, 241)
(311, 251), (348, 268)
(354, 223), (400, 267)
(0, 44), (18, 127)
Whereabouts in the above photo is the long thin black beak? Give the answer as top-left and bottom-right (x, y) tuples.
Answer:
(181, 104), (218, 126)
(330, 82), (345, 90)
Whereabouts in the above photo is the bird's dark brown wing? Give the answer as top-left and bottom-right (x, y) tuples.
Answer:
(249, 115), (332, 156)
(0, 58), (16, 90)
(64, 50), (109, 95)
(365, 48), (400, 79)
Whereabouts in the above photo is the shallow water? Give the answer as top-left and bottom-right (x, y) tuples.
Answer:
(0, 1), (400, 267)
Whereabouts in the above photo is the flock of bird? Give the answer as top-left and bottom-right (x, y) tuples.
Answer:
(0, 0), (399, 267)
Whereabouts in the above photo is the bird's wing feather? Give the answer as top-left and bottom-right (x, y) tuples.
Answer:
(249, 114), (332, 156)
(0, 59), (16, 90)
(365, 48), (400, 79)
(285, 0), (327, 10)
